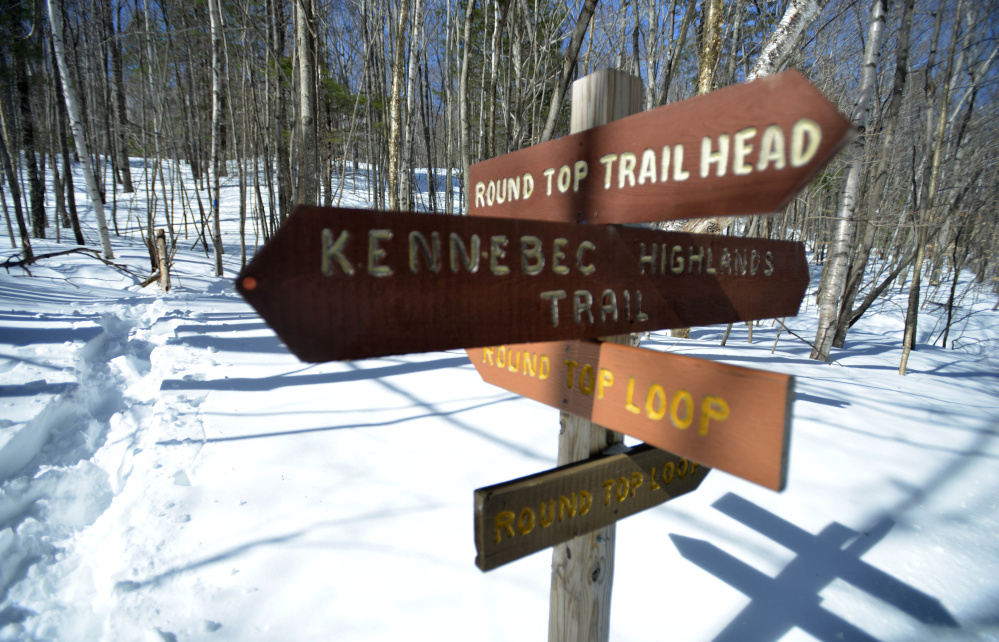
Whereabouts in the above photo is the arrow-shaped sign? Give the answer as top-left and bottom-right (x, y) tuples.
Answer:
(468, 339), (793, 490)
(235, 205), (809, 362)
(475, 444), (709, 571)
(470, 70), (854, 224)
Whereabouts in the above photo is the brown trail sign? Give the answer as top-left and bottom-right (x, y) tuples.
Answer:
(475, 444), (708, 571)
(235, 205), (809, 363)
(468, 340), (793, 490)
(469, 70), (854, 225)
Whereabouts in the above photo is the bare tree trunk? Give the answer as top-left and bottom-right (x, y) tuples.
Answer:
(386, 0), (411, 211)
(0, 120), (33, 261)
(832, 0), (915, 348)
(538, 0), (599, 143)
(810, 0), (887, 361)
(296, 0), (318, 205)
(459, 0), (476, 212)
(48, 0), (114, 258)
(208, 0), (225, 275)
(900, 0), (962, 375)
(108, 0), (133, 192)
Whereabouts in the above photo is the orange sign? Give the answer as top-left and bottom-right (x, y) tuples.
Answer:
(468, 340), (793, 491)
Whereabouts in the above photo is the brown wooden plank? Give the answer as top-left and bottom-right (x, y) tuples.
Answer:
(475, 444), (708, 571)
(468, 340), (793, 490)
(236, 205), (809, 362)
(469, 70), (854, 224)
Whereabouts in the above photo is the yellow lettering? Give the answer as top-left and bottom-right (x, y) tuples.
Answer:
(497, 345), (506, 369)
(540, 500), (555, 527)
(507, 349), (520, 373)
(630, 472), (643, 497)
(646, 383), (667, 420)
(539, 355), (551, 380)
(495, 511), (515, 543)
(663, 462), (675, 484)
(518, 507), (536, 535)
(522, 173), (535, 199)
(597, 368), (614, 399)
(579, 364), (595, 396)
(616, 477), (629, 502)
(677, 458), (688, 479)
(579, 490), (592, 516)
(700, 395), (730, 435)
(475, 182), (486, 207)
(564, 360), (578, 390)
(558, 494), (577, 521)
(482, 346), (494, 366)
(625, 377), (641, 414)
(603, 479), (615, 506)
(670, 389), (694, 430)
(650, 468), (661, 491)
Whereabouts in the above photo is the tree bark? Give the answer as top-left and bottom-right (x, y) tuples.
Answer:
(538, 0), (599, 143)
(208, 0), (225, 275)
(832, 0), (915, 348)
(296, 0), (318, 205)
(811, 0), (887, 361)
(387, 0), (411, 211)
(48, 0), (114, 258)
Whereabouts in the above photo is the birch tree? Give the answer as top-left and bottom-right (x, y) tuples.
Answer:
(208, 0), (225, 275)
(47, 0), (114, 258)
(810, 0), (888, 361)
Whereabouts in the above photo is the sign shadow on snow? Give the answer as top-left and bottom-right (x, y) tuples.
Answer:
(670, 493), (958, 642)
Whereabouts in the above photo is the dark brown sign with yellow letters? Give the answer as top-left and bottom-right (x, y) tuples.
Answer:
(474, 444), (709, 571)
(235, 205), (809, 362)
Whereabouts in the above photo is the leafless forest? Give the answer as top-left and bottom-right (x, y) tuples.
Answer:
(1, 0), (996, 366)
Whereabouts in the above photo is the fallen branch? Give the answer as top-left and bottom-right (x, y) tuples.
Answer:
(2, 246), (148, 281)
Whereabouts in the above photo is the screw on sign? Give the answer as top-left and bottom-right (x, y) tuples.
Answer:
(469, 70), (855, 225)
(235, 205), (810, 363)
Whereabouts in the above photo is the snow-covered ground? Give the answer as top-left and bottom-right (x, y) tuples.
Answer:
(0, 159), (997, 641)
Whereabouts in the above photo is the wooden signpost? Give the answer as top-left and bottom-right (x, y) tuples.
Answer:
(235, 204), (809, 362)
(469, 70), (853, 225)
(475, 444), (708, 571)
(468, 339), (793, 490)
(234, 66), (853, 642)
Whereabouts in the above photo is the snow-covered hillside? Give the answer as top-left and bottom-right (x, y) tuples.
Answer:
(1, 160), (997, 641)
